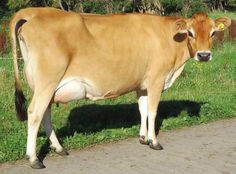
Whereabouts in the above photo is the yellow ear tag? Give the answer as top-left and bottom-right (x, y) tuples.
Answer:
(218, 23), (225, 31)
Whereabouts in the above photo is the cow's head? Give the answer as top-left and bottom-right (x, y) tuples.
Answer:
(176, 13), (231, 62)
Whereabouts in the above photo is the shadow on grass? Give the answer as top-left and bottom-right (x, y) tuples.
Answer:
(58, 100), (203, 135)
(38, 100), (204, 160)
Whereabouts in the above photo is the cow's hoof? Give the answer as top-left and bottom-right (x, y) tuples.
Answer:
(30, 159), (46, 169)
(148, 140), (163, 150)
(56, 149), (69, 156)
(139, 136), (149, 145)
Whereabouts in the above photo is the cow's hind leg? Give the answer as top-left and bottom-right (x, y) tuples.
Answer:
(137, 90), (148, 145)
(26, 54), (68, 169)
(26, 85), (58, 169)
(42, 107), (68, 156)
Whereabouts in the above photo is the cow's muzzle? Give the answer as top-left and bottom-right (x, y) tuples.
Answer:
(195, 51), (212, 62)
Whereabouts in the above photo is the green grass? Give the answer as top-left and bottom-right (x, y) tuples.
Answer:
(0, 14), (236, 163)
(209, 11), (236, 19)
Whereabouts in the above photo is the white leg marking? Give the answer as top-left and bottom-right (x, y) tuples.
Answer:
(138, 95), (148, 138)
(42, 107), (63, 153)
(148, 111), (158, 145)
(27, 107), (44, 163)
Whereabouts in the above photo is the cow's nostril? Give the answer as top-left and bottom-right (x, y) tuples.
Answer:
(198, 53), (210, 58)
(197, 52), (211, 61)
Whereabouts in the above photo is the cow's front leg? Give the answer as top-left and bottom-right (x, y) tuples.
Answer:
(147, 80), (164, 150)
(42, 107), (68, 156)
(137, 90), (148, 145)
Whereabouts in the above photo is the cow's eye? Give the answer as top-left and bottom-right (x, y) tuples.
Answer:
(187, 30), (194, 38)
(211, 31), (216, 38)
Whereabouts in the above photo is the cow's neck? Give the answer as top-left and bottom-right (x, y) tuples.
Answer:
(183, 41), (192, 64)
(174, 40), (191, 72)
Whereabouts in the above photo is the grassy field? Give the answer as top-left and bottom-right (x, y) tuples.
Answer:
(209, 11), (236, 19)
(0, 13), (236, 163)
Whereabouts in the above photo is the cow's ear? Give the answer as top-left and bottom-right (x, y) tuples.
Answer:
(215, 17), (231, 31)
(175, 19), (188, 33)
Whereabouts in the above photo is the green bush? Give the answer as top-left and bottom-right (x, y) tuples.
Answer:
(160, 0), (183, 15)
(6, 0), (56, 11)
(0, 0), (8, 15)
(3, 0), (210, 16)
(187, 0), (209, 17)
(66, 0), (133, 14)
(83, 1), (107, 14)
(7, 0), (28, 11)
(160, 0), (209, 17)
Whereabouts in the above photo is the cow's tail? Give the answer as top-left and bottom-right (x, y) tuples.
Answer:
(10, 10), (29, 121)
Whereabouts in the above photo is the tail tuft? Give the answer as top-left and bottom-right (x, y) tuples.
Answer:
(15, 88), (28, 121)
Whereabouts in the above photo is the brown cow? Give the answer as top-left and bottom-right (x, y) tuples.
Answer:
(10, 7), (230, 169)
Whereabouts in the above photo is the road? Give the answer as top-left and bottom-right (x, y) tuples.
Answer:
(1, 118), (236, 174)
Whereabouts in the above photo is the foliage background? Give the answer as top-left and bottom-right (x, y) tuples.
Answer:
(1, 0), (236, 16)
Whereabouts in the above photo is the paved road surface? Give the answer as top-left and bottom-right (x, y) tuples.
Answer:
(1, 118), (236, 174)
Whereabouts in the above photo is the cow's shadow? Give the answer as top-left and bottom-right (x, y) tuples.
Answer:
(58, 100), (203, 136)
(38, 100), (204, 161)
